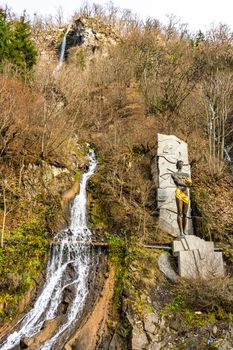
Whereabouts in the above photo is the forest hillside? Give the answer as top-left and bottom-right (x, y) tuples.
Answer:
(0, 4), (233, 350)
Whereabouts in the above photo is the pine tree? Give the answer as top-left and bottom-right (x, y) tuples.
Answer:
(0, 10), (37, 71)
(193, 30), (205, 47)
(0, 10), (13, 63)
(11, 16), (37, 70)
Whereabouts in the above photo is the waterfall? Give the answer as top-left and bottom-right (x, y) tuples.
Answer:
(54, 24), (71, 72)
(224, 146), (231, 162)
(0, 149), (97, 350)
(224, 146), (233, 174)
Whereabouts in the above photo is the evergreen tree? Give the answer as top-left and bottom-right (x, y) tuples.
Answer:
(0, 10), (13, 63)
(193, 30), (205, 47)
(11, 16), (37, 70)
(0, 9), (37, 71)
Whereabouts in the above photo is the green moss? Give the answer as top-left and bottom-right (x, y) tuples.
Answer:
(161, 292), (184, 314)
(88, 193), (106, 229)
(145, 302), (154, 313)
(104, 232), (128, 315)
(162, 293), (233, 330)
(0, 216), (50, 324)
(105, 232), (125, 264)
(75, 169), (81, 181)
(0, 293), (20, 321)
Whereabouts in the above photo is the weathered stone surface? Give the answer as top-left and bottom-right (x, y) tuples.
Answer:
(149, 343), (167, 350)
(212, 325), (218, 335)
(20, 336), (34, 348)
(215, 324), (233, 350)
(144, 313), (159, 334)
(158, 253), (179, 282)
(173, 235), (224, 278)
(169, 318), (180, 331)
(132, 326), (148, 350)
(156, 134), (193, 237)
(65, 16), (120, 59)
(109, 334), (122, 350)
(173, 235), (214, 257)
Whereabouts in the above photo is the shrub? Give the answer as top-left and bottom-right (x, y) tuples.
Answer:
(178, 277), (233, 316)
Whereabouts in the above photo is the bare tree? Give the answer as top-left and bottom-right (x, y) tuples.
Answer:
(54, 6), (64, 27)
(202, 72), (233, 176)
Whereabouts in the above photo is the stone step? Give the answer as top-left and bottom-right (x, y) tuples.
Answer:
(172, 235), (224, 278)
(173, 235), (214, 256)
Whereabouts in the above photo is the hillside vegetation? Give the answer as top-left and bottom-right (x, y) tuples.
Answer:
(0, 4), (233, 348)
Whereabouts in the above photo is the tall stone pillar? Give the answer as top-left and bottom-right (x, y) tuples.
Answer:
(156, 133), (193, 237)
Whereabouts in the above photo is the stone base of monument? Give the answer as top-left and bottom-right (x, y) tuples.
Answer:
(172, 235), (224, 278)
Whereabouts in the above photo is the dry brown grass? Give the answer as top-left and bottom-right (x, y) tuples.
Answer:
(178, 276), (233, 314)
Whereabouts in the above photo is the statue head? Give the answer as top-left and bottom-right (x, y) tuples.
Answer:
(176, 160), (184, 170)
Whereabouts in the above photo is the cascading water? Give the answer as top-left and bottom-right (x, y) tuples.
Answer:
(0, 149), (97, 350)
(224, 146), (231, 162)
(224, 146), (233, 174)
(54, 24), (71, 72)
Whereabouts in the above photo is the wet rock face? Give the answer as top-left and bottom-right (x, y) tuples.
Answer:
(20, 336), (33, 348)
(61, 16), (120, 60)
(71, 19), (86, 46)
(65, 19), (93, 52)
(67, 19), (95, 49)
(19, 318), (62, 349)
(13, 252), (108, 350)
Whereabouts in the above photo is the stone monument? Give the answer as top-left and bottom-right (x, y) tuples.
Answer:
(156, 133), (193, 237)
(156, 134), (225, 278)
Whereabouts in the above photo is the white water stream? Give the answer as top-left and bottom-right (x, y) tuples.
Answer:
(0, 149), (97, 350)
(53, 24), (71, 73)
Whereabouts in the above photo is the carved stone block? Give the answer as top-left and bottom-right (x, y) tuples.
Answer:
(173, 235), (224, 278)
(156, 133), (193, 236)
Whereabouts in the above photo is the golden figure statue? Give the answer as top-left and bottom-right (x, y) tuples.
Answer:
(172, 160), (192, 236)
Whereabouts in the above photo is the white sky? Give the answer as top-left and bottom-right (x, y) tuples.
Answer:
(3, 0), (233, 33)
